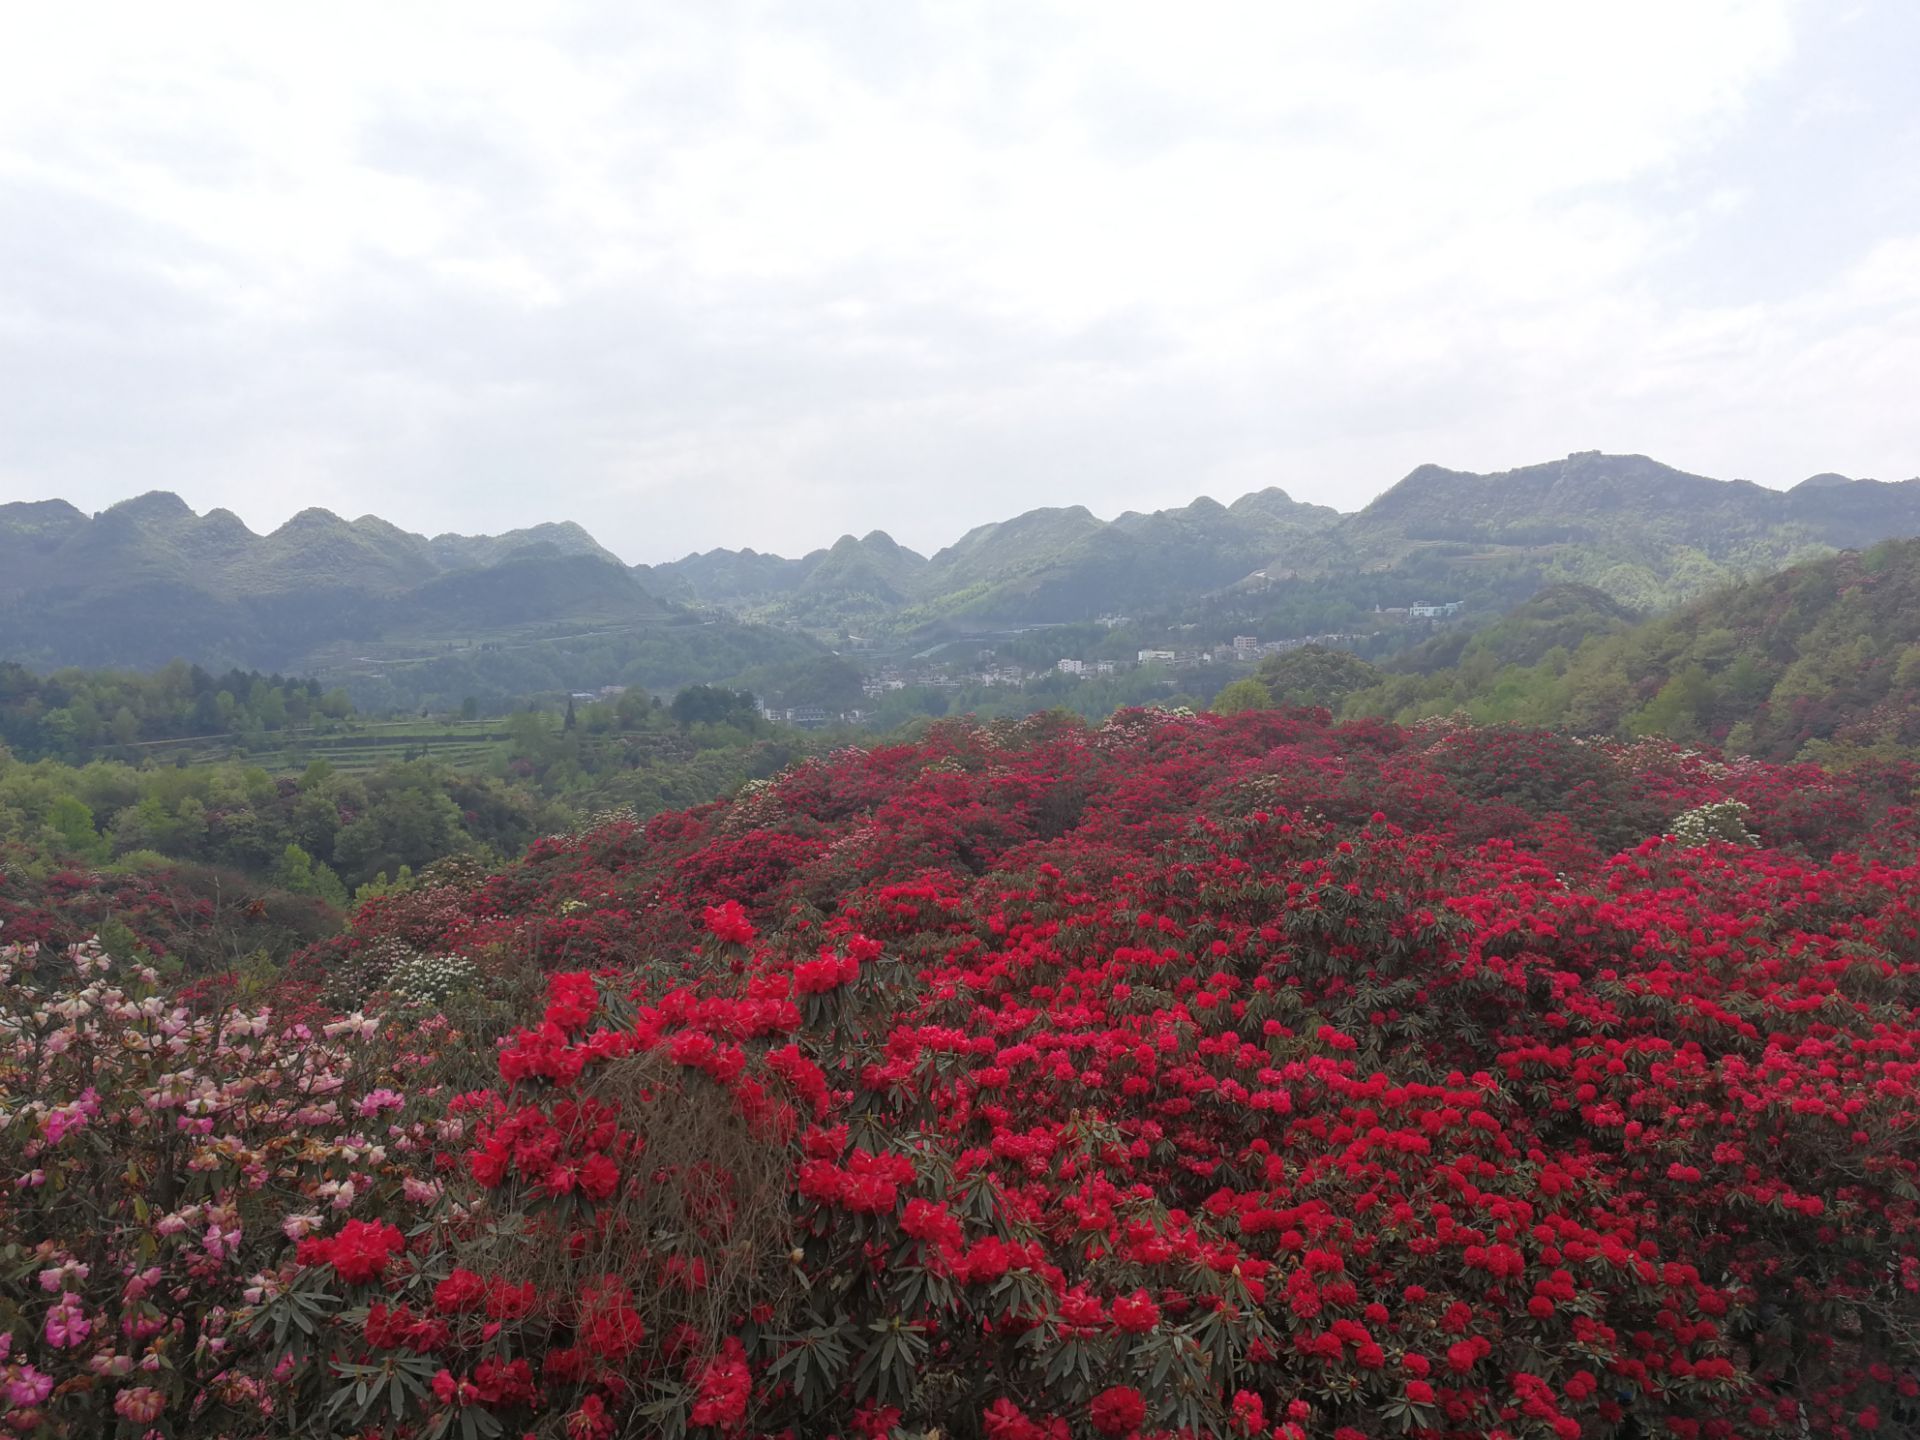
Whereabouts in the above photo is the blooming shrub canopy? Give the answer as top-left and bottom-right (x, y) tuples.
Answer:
(4, 707), (1918, 1438)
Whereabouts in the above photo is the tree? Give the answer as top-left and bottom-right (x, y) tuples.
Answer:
(272, 842), (348, 908)
(330, 783), (469, 886)
(1211, 678), (1271, 715)
(1628, 664), (1715, 742)
(669, 686), (761, 731)
(507, 710), (556, 762)
(48, 794), (107, 862)
(613, 689), (654, 730)
(1256, 645), (1383, 709)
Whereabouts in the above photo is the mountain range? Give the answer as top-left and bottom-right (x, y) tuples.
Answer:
(0, 491), (674, 672)
(5, 452), (1919, 704)
(652, 485), (1344, 632)
(654, 451), (1920, 630)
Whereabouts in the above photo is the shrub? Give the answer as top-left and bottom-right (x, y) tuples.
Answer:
(5, 710), (1919, 1437)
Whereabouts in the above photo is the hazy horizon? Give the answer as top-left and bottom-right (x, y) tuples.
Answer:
(3, 2), (1918, 561)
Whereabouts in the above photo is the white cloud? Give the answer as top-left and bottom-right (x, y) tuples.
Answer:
(0, 0), (1915, 559)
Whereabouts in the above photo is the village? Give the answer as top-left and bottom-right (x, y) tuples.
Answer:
(550, 601), (1467, 730)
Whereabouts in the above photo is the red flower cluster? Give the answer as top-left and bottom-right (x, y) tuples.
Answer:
(296, 1219), (405, 1285)
(791, 946), (861, 995)
(688, 1337), (751, 1430)
(577, 1278), (644, 1361)
(702, 900), (757, 947)
(1089, 1384), (1147, 1435)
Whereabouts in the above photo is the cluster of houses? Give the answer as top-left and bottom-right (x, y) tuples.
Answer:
(1109, 631), (1372, 672)
(1048, 633), (1360, 679)
(756, 702), (865, 729)
(861, 660), (1039, 696)
(751, 603), (1469, 721)
(1376, 601), (1464, 619)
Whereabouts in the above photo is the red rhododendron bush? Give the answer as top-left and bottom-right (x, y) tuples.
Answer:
(4, 709), (1918, 1439)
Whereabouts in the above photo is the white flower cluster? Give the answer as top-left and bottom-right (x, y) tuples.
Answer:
(1668, 800), (1760, 849)
(384, 953), (478, 1007)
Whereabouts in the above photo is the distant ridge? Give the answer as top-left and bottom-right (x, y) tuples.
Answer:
(0, 491), (673, 675)
(654, 488), (1343, 630)
(652, 453), (1920, 629)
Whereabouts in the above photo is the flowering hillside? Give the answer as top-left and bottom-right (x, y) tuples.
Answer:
(4, 708), (1918, 1438)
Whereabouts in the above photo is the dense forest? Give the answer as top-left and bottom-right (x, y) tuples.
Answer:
(0, 660), (354, 761)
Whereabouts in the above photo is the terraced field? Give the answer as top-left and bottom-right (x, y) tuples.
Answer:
(125, 720), (512, 774)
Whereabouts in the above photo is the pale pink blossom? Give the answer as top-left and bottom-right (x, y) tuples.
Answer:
(37, 1261), (87, 1292)
(355, 1087), (405, 1117)
(402, 1176), (442, 1206)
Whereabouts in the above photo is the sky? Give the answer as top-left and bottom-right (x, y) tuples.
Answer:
(1, 1), (1916, 564)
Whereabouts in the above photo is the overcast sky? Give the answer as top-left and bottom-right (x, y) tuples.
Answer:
(1, 2), (1916, 563)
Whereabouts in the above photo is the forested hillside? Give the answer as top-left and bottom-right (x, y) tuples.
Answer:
(1344, 537), (1920, 760)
